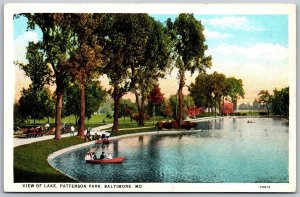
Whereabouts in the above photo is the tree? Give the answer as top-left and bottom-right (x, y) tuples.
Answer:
(167, 14), (212, 125)
(133, 19), (171, 126)
(169, 94), (195, 120)
(63, 80), (107, 125)
(16, 41), (54, 124)
(18, 85), (54, 124)
(252, 98), (260, 110)
(21, 14), (78, 139)
(189, 73), (213, 110)
(119, 99), (137, 121)
(65, 14), (105, 137)
(258, 90), (272, 116)
(102, 14), (157, 132)
(226, 77), (245, 111)
(161, 100), (173, 118)
(147, 85), (165, 121)
(271, 87), (289, 117)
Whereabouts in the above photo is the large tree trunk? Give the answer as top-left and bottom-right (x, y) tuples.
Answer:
(178, 73), (185, 126)
(112, 84), (121, 132)
(112, 95), (120, 132)
(54, 83), (63, 140)
(135, 92), (145, 126)
(139, 95), (145, 126)
(78, 83), (85, 138)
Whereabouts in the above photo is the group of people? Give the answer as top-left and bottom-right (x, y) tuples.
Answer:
(85, 128), (110, 141)
(84, 151), (113, 161)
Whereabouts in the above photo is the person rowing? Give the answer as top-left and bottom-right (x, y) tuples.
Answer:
(99, 152), (106, 160)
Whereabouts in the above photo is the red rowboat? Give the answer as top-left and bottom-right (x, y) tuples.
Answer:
(86, 157), (126, 164)
(95, 139), (112, 144)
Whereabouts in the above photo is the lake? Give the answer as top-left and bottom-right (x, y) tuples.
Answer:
(49, 117), (289, 183)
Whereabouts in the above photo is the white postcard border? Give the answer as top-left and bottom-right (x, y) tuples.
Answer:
(4, 3), (296, 193)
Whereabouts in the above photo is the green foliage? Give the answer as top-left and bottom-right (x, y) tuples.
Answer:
(18, 85), (55, 123)
(63, 80), (107, 121)
(258, 90), (272, 115)
(189, 72), (245, 113)
(271, 87), (289, 117)
(167, 14), (212, 123)
(169, 94), (195, 120)
(119, 98), (137, 119)
(226, 77), (245, 110)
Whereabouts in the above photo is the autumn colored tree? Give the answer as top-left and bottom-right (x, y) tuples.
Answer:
(65, 14), (105, 137)
(167, 14), (212, 125)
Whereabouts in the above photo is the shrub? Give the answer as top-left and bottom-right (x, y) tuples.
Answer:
(259, 112), (268, 116)
(234, 112), (241, 116)
(132, 113), (150, 123)
(171, 120), (179, 129)
(163, 121), (172, 129)
(156, 121), (164, 129)
(181, 121), (195, 130)
(241, 113), (247, 116)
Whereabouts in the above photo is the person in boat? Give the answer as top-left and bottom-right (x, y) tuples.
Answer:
(105, 153), (113, 160)
(84, 152), (92, 161)
(91, 152), (97, 160)
(99, 152), (106, 160)
(101, 133), (107, 140)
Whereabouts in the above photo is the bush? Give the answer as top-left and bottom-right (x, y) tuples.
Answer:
(163, 121), (172, 129)
(259, 112), (268, 116)
(181, 121), (195, 130)
(234, 112), (241, 116)
(106, 114), (112, 119)
(241, 113), (247, 116)
(156, 121), (164, 129)
(171, 120), (179, 129)
(132, 113), (151, 123)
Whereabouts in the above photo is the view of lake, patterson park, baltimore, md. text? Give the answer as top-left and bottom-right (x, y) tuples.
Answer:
(4, 3), (296, 192)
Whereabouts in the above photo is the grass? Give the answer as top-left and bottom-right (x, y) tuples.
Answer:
(15, 114), (166, 129)
(14, 136), (86, 182)
(13, 124), (160, 182)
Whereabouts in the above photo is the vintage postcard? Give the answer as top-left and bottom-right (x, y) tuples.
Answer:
(4, 3), (296, 192)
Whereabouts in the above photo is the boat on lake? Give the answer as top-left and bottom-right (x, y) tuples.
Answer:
(86, 157), (126, 164)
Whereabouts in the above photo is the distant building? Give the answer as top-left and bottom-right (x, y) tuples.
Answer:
(222, 102), (234, 114)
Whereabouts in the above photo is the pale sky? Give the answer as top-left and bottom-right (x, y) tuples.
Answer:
(14, 14), (289, 105)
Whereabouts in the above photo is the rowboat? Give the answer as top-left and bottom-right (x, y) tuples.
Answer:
(95, 139), (112, 144)
(86, 157), (126, 164)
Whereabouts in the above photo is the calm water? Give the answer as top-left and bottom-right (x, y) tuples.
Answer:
(50, 117), (289, 183)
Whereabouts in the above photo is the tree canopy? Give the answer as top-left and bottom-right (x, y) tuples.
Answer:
(167, 13), (212, 125)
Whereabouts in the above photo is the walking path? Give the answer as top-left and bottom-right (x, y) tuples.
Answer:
(13, 123), (113, 147)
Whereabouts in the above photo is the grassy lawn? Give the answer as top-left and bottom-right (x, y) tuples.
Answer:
(14, 136), (86, 182)
(14, 125), (160, 182)
(15, 114), (167, 129)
